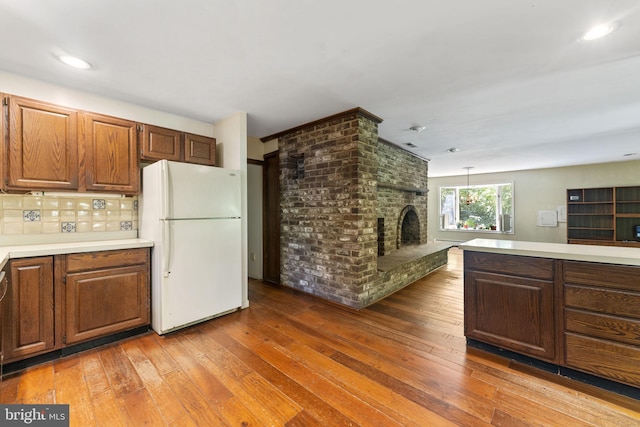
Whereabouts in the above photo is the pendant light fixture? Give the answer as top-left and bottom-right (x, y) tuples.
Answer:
(463, 166), (476, 205)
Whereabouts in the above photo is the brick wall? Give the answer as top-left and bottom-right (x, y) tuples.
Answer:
(376, 139), (428, 255)
(275, 108), (437, 309)
(279, 109), (380, 307)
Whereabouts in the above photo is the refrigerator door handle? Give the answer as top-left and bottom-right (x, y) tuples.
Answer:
(162, 220), (171, 278)
(161, 160), (170, 219)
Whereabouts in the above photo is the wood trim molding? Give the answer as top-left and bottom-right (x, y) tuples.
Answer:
(260, 107), (383, 142)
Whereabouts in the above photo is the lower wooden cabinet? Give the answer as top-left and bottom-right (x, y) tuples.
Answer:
(563, 261), (640, 388)
(64, 249), (149, 345)
(2, 248), (150, 363)
(3, 257), (54, 362)
(464, 252), (557, 362)
(464, 251), (640, 388)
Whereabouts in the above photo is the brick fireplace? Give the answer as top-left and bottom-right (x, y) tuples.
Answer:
(267, 108), (448, 309)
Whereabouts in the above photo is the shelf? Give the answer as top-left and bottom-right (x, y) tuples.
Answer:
(568, 186), (640, 247)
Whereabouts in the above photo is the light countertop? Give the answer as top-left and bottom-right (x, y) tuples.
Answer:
(0, 238), (154, 271)
(459, 238), (640, 266)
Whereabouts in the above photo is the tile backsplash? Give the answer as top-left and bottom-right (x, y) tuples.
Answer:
(1, 193), (138, 236)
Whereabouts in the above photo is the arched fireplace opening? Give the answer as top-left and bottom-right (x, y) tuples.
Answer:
(398, 205), (420, 248)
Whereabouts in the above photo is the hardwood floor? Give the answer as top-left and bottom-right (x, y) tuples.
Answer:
(1, 248), (639, 426)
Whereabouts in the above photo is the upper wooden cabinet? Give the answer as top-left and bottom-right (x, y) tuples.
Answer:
(5, 96), (79, 191)
(184, 133), (216, 166)
(141, 125), (216, 166)
(140, 124), (182, 162)
(2, 93), (218, 194)
(81, 113), (139, 194)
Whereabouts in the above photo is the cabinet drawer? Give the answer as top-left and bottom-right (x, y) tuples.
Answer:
(563, 261), (640, 291)
(66, 248), (149, 273)
(565, 333), (640, 388)
(464, 251), (554, 280)
(564, 285), (640, 319)
(565, 308), (640, 346)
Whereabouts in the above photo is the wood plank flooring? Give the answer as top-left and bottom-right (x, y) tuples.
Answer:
(2, 248), (639, 426)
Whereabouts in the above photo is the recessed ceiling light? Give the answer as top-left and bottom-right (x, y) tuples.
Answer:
(447, 147), (459, 153)
(57, 54), (92, 70)
(409, 125), (426, 133)
(405, 142), (418, 148)
(580, 22), (619, 41)
(623, 153), (637, 157)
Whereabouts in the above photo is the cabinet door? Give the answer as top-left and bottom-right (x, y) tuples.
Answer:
(140, 124), (183, 162)
(465, 270), (557, 362)
(3, 257), (54, 362)
(82, 113), (139, 194)
(7, 96), (78, 190)
(65, 264), (149, 345)
(184, 133), (216, 166)
(1, 95), (5, 188)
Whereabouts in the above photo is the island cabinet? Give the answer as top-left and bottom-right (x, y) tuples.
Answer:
(2, 248), (150, 364)
(563, 261), (640, 388)
(464, 251), (558, 363)
(462, 239), (640, 389)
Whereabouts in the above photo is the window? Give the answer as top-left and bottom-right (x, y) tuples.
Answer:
(439, 183), (513, 232)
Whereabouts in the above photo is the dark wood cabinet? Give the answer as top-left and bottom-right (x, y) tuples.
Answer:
(567, 186), (640, 247)
(1, 94), (5, 186)
(82, 113), (139, 194)
(184, 133), (216, 165)
(2, 248), (150, 364)
(5, 96), (79, 191)
(3, 257), (54, 363)
(563, 261), (640, 388)
(140, 124), (182, 162)
(464, 252), (557, 362)
(464, 249), (640, 388)
(63, 249), (149, 345)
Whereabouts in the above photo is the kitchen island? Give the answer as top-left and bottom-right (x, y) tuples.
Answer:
(460, 238), (640, 390)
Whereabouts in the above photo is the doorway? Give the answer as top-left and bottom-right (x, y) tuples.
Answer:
(262, 151), (280, 283)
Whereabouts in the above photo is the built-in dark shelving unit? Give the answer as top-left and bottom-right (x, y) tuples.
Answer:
(567, 186), (640, 247)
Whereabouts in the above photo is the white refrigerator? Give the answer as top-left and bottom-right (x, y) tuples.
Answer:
(139, 160), (242, 335)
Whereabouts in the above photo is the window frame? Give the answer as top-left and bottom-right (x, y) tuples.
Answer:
(439, 182), (514, 234)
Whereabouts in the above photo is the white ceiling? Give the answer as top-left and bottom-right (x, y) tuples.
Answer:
(1, 0), (640, 177)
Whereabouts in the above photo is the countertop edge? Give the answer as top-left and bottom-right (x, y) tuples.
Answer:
(0, 239), (154, 271)
(459, 238), (640, 266)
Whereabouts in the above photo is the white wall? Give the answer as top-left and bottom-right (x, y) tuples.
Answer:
(0, 71), (214, 136)
(428, 159), (640, 244)
(213, 113), (249, 308)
